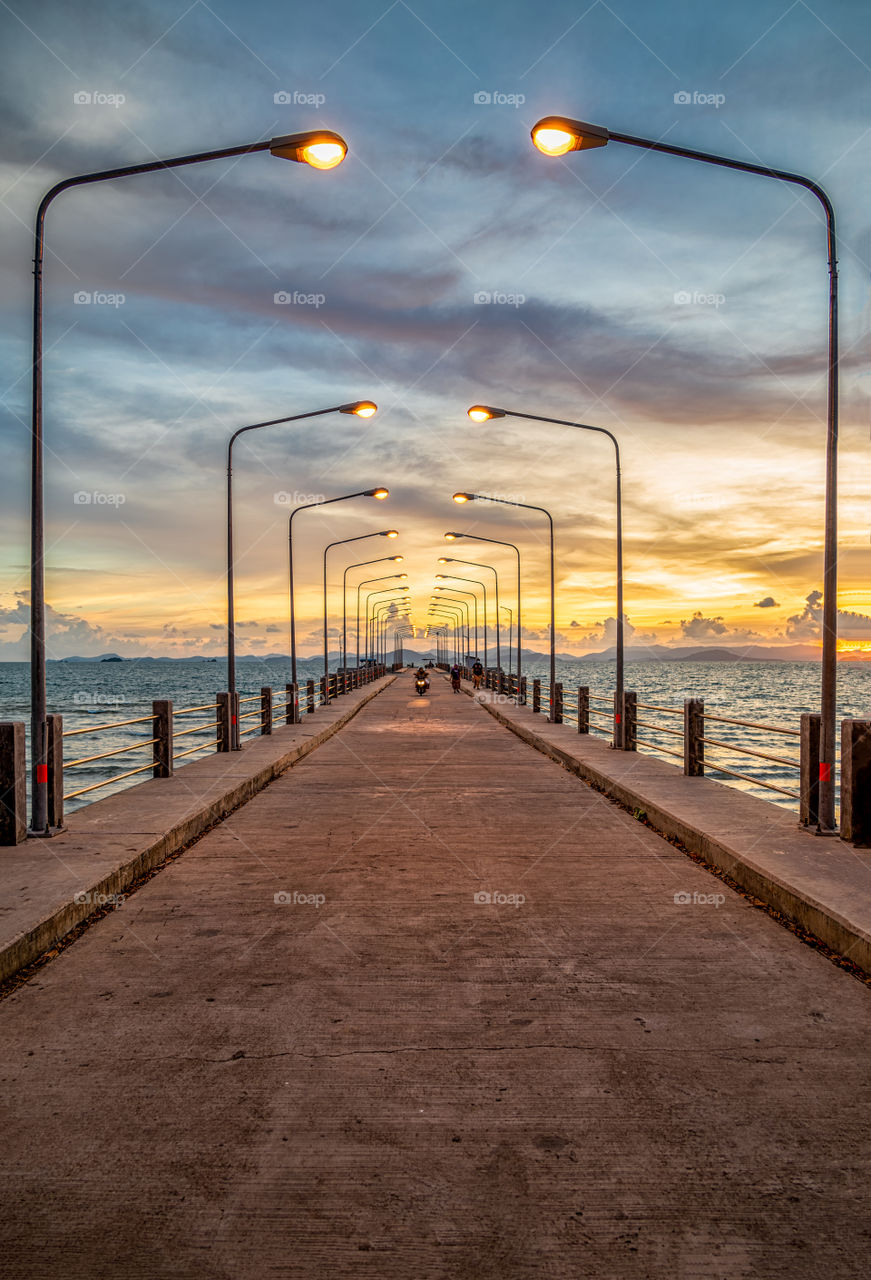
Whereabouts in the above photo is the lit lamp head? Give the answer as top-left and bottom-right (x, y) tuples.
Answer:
(379, 529), (399, 538)
(269, 130), (348, 170)
(530, 116), (609, 157)
(467, 405), (505, 422)
(365, 488), (389, 500)
(452, 493), (474, 504)
(444, 532), (460, 541)
(340, 400), (377, 418)
(437, 557), (450, 564)
(390, 555), (404, 562)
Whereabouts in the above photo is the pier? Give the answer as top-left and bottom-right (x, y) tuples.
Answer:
(2, 671), (871, 1277)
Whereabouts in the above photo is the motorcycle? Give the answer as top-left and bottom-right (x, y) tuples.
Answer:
(415, 675), (430, 697)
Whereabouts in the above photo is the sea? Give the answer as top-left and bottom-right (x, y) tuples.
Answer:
(0, 657), (867, 816)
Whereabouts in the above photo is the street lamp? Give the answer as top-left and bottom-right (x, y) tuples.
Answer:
(343, 553), (403, 677)
(289, 487), (388, 688)
(454, 491), (557, 721)
(530, 114), (839, 824)
(501, 605), (513, 678)
(29, 127), (349, 833)
(323, 531), (399, 705)
(373, 599), (409, 666)
(227, 400), (376, 746)
(469, 404), (625, 746)
(358, 577), (407, 667)
(366, 589), (409, 663)
(429, 606), (463, 664)
(436, 573), (490, 674)
(445, 531), (523, 700)
(439, 555), (501, 677)
(433, 592), (472, 658)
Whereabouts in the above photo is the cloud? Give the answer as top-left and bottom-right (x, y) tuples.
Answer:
(784, 590), (822, 640)
(681, 612), (728, 639)
(265, 624), (280, 633)
(754, 596), (779, 608)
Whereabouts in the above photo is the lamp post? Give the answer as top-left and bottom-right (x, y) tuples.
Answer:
(440, 556), (501, 677)
(445, 531), (522, 701)
(433, 594), (472, 659)
(366, 589), (409, 663)
(343, 553), (402, 677)
(501, 606), (513, 679)
(358, 578), (407, 667)
(454, 492), (557, 721)
(29, 127), (348, 834)
(469, 404), (624, 746)
(531, 114), (839, 821)
(227, 401), (376, 747)
(289, 487), (388, 687)
(323, 531), (398, 704)
(373, 600), (409, 666)
(429, 607), (463, 665)
(436, 574), (489, 673)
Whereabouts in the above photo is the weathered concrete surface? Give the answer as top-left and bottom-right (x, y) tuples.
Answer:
(466, 683), (871, 976)
(1, 673), (871, 1278)
(0, 675), (395, 984)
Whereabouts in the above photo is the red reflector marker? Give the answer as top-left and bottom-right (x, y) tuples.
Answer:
(819, 762), (832, 782)
(36, 764), (48, 784)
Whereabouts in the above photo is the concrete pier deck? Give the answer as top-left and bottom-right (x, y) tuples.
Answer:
(2, 672), (871, 1277)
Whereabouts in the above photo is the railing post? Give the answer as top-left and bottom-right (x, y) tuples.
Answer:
(46, 713), (64, 829)
(553, 682), (563, 724)
(286, 683), (299, 725)
(261, 686), (273, 736)
(684, 698), (704, 776)
(799, 712), (821, 827)
(306, 678), (315, 713)
(577, 686), (589, 734)
(519, 676), (527, 705)
(217, 692), (232, 752)
(532, 679), (541, 714)
(0, 722), (27, 845)
(613, 690), (623, 751)
(152, 699), (173, 778)
(622, 691), (637, 752)
(840, 719), (871, 845)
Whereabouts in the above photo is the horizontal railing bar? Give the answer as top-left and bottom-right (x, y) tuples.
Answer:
(636, 738), (684, 760)
(635, 702), (682, 715)
(239, 724), (261, 738)
(237, 694), (262, 703)
(66, 737), (159, 768)
(636, 719), (684, 738)
(705, 760), (800, 798)
(172, 720), (221, 739)
(174, 702), (219, 716)
(704, 713), (800, 736)
(699, 736), (799, 769)
(237, 708), (262, 722)
(63, 713), (155, 738)
(172, 742), (216, 762)
(63, 760), (156, 800)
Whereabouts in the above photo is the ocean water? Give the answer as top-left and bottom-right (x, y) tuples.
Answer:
(0, 657), (867, 816)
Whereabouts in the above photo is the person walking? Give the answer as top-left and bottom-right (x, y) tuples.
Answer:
(471, 658), (484, 690)
(450, 664), (462, 693)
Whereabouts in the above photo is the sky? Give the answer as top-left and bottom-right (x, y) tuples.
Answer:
(0, 0), (869, 661)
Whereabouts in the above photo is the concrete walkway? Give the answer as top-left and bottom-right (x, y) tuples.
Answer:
(2, 673), (870, 1278)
